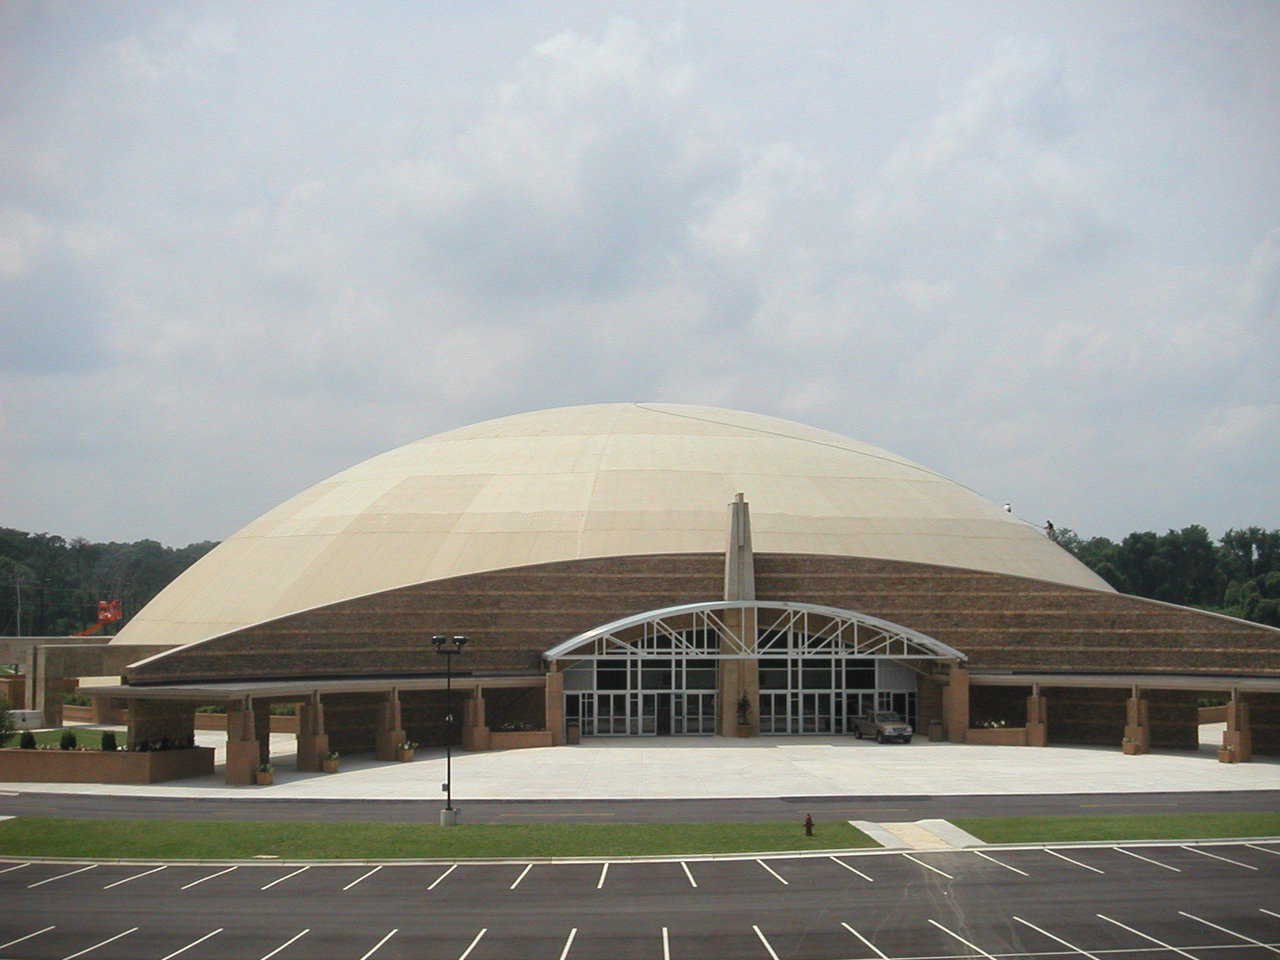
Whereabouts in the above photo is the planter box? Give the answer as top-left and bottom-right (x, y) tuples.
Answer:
(735, 723), (754, 738)
(396, 748), (416, 762)
(965, 727), (1029, 746)
(255, 770), (274, 785)
(488, 730), (553, 750)
(1198, 705), (1228, 724)
(322, 757), (340, 773)
(0, 747), (214, 784)
(62, 704), (95, 723)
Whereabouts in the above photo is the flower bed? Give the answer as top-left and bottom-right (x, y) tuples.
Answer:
(488, 730), (553, 750)
(0, 747), (215, 784)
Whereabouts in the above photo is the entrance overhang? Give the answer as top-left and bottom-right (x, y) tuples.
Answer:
(543, 600), (966, 662)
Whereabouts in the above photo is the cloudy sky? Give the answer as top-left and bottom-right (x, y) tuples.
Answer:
(3, 1), (1277, 547)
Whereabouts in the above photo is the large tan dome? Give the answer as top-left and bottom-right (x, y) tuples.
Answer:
(115, 402), (1111, 649)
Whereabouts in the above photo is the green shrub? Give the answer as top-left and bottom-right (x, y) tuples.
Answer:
(100, 731), (117, 752)
(268, 703), (297, 716)
(0, 697), (12, 743)
(62, 693), (91, 706)
(59, 730), (77, 751)
(19, 730), (36, 749)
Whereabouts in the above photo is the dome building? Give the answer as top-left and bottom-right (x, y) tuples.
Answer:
(77, 403), (1278, 784)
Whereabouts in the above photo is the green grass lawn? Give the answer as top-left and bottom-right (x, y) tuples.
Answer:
(953, 811), (1280, 844)
(0, 728), (109, 749)
(0, 818), (876, 860)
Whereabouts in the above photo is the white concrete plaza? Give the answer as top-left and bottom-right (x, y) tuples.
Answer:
(5, 724), (1279, 800)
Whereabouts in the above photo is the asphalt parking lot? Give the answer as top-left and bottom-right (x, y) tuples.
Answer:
(2, 840), (1278, 959)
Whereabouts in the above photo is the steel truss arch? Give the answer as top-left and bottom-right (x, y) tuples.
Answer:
(543, 600), (965, 662)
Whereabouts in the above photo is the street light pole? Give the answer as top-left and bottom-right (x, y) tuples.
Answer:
(432, 633), (467, 826)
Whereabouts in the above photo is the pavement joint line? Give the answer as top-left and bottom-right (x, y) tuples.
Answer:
(830, 855), (874, 881)
(60, 926), (137, 960)
(559, 927), (578, 960)
(680, 861), (697, 887)
(756, 858), (789, 884)
(1110, 847), (1179, 872)
(972, 850), (1029, 876)
(596, 862), (609, 889)
(510, 863), (532, 889)
(2, 836), (1278, 868)
(427, 863), (456, 889)
(1097, 914), (1197, 960)
(842, 922), (889, 959)
(1180, 845), (1258, 869)
(1012, 916), (1102, 960)
(903, 853), (954, 880)
(261, 865), (310, 889)
(103, 864), (166, 888)
(257, 928), (309, 960)
(342, 865), (381, 890)
(357, 929), (397, 960)
(457, 928), (487, 960)
(662, 926), (671, 960)
(1179, 910), (1280, 954)
(928, 918), (998, 960)
(1043, 848), (1105, 874)
(753, 925), (781, 960)
(28, 863), (97, 887)
(0, 926), (55, 950)
(158, 927), (222, 960)
(180, 865), (237, 889)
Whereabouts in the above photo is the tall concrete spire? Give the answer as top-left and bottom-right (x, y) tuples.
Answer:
(724, 492), (756, 602)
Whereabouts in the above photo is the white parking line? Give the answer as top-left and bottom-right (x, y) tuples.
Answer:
(261, 866), (310, 890)
(756, 859), (788, 885)
(972, 850), (1029, 877)
(458, 928), (487, 960)
(29, 863), (97, 888)
(597, 862), (609, 889)
(60, 926), (138, 960)
(1247, 844), (1280, 857)
(1097, 914), (1197, 960)
(428, 864), (457, 889)
(0, 861), (31, 875)
(928, 919), (997, 960)
(510, 863), (533, 890)
(1180, 911), (1280, 954)
(159, 928), (223, 960)
(903, 853), (954, 880)
(662, 927), (671, 960)
(841, 922), (889, 959)
(103, 865), (166, 889)
(258, 928), (309, 960)
(830, 856), (875, 882)
(1043, 848), (1105, 875)
(753, 925), (781, 960)
(1111, 846), (1180, 872)
(180, 865), (237, 890)
(1013, 916), (1102, 960)
(1182, 845), (1258, 870)
(558, 927), (578, 960)
(1264, 908), (1280, 920)
(680, 861), (697, 887)
(0, 926), (55, 949)
(343, 866), (382, 891)
(357, 929), (397, 960)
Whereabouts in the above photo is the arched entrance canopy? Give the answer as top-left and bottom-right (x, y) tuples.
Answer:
(543, 601), (966, 662)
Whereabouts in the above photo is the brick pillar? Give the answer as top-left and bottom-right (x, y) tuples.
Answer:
(462, 690), (491, 751)
(225, 701), (260, 785)
(296, 695), (329, 772)
(942, 664), (969, 743)
(1220, 696), (1252, 763)
(545, 671), (565, 745)
(1123, 691), (1149, 755)
(35, 647), (64, 727)
(375, 688), (405, 761)
(1026, 689), (1048, 747)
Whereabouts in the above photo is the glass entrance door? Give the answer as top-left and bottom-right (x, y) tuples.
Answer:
(673, 693), (716, 734)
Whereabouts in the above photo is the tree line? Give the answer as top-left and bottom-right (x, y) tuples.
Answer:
(1052, 525), (1280, 627)
(0, 528), (217, 636)
(0, 522), (1277, 636)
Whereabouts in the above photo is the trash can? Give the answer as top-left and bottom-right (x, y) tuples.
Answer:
(927, 720), (944, 742)
(566, 721), (581, 745)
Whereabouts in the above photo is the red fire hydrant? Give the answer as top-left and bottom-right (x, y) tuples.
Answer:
(804, 814), (814, 837)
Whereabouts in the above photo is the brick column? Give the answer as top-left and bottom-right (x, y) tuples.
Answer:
(1219, 695), (1252, 763)
(462, 690), (491, 751)
(296, 694), (329, 772)
(942, 664), (969, 743)
(545, 671), (565, 745)
(1123, 690), (1149, 755)
(1026, 688), (1048, 747)
(225, 700), (260, 785)
(374, 688), (405, 761)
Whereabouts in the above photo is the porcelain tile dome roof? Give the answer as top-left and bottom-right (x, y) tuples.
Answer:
(114, 402), (1111, 648)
